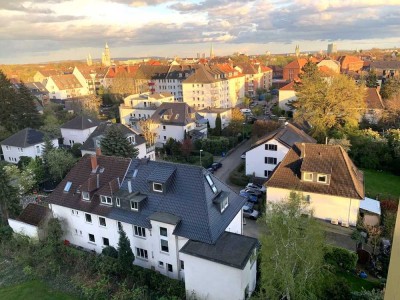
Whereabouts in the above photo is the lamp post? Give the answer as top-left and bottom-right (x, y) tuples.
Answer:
(199, 149), (203, 166)
(242, 122), (246, 140)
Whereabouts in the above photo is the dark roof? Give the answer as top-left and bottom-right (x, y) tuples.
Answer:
(370, 60), (400, 70)
(147, 165), (176, 183)
(248, 123), (316, 151)
(183, 65), (224, 84)
(47, 155), (132, 216)
(149, 212), (181, 225)
(197, 107), (230, 114)
(81, 123), (145, 152)
(150, 102), (196, 126)
(18, 203), (50, 226)
(108, 159), (246, 244)
(61, 115), (100, 130)
(180, 232), (258, 269)
(0, 128), (47, 147)
(266, 143), (365, 200)
(134, 65), (170, 80)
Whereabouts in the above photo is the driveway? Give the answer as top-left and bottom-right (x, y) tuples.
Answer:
(213, 138), (253, 192)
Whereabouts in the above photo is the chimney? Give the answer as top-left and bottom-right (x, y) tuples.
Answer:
(96, 174), (100, 188)
(96, 147), (102, 156)
(91, 154), (98, 172)
(127, 180), (132, 193)
(300, 143), (306, 158)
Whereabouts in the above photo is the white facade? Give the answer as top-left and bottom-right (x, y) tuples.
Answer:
(183, 81), (231, 109)
(198, 110), (231, 129)
(180, 249), (257, 300)
(279, 89), (296, 111)
(1, 139), (58, 164)
(266, 187), (361, 226)
(153, 78), (184, 101)
(61, 127), (98, 147)
(246, 139), (288, 178)
(46, 76), (89, 100)
(8, 219), (40, 238)
(155, 123), (196, 144)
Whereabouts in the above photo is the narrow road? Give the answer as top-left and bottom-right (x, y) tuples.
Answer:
(213, 138), (253, 193)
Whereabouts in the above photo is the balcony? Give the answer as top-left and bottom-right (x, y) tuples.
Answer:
(146, 145), (155, 153)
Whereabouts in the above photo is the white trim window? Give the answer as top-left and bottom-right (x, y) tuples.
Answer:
(303, 172), (313, 182)
(160, 227), (169, 253)
(130, 201), (139, 211)
(88, 233), (95, 243)
(134, 225), (146, 238)
(85, 213), (92, 223)
(136, 247), (148, 260)
(102, 237), (109, 246)
(265, 144), (277, 151)
(82, 192), (90, 201)
(100, 195), (112, 205)
(99, 217), (107, 227)
(317, 174), (328, 184)
(153, 182), (163, 193)
(220, 197), (229, 213)
(265, 157), (277, 165)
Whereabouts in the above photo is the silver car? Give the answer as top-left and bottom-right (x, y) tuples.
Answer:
(243, 202), (259, 220)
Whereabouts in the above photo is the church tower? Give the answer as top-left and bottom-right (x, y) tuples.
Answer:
(101, 43), (111, 67)
(210, 43), (215, 59)
(86, 53), (93, 66)
(295, 45), (300, 57)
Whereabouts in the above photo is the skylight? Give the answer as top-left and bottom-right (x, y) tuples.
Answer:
(133, 169), (138, 178)
(205, 174), (218, 194)
(64, 181), (72, 192)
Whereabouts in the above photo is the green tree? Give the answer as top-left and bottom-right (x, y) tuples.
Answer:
(117, 228), (134, 275)
(229, 108), (245, 136)
(291, 63), (366, 142)
(215, 113), (222, 136)
(4, 164), (36, 195)
(100, 126), (139, 158)
(259, 191), (325, 300)
(365, 70), (378, 88)
(243, 96), (251, 108)
(0, 167), (19, 225)
(380, 78), (400, 99)
(46, 149), (76, 182)
(16, 83), (43, 129)
(70, 142), (82, 158)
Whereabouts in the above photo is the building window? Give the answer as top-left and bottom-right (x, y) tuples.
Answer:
(36, 145), (41, 154)
(317, 174), (328, 183)
(264, 170), (273, 178)
(117, 221), (123, 231)
(304, 172), (313, 182)
(160, 227), (167, 237)
(5, 146), (10, 151)
(100, 195), (112, 205)
(116, 197), (120, 207)
(264, 157), (277, 165)
(167, 263), (173, 272)
(163, 136), (166, 141)
(305, 195), (311, 203)
(136, 247), (148, 260)
(85, 213), (92, 223)
(99, 217), (106, 227)
(134, 225), (146, 237)
(103, 237), (109, 246)
(220, 197), (229, 213)
(88, 233), (95, 243)
(205, 174), (218, 194)
(180, 260), (184, 270)
(162, 125), (166, 131)
(159, 261), (164, 268)
(153, 182), (163, 193)
(161, 239), (169, 253)
(130, 201), (139, 211)
(265, 144), (277, 151)
(82, 192), (90, 200)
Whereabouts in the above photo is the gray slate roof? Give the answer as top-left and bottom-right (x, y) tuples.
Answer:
(108, 159), (246, 244)
(0, 128), (46, 148)
(81, 123), (145, 152)
(370, 61), (400, 70)
(150, 102), (196, 126)
(61, 115), (100, 130)
(180, 232), (258, 269)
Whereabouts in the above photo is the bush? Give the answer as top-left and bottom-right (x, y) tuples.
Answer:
(351, 288), (383, 300)
(324, 246), (358, 271)
(70, 143), (82, 158)
(229, 162), (251, 186)
(320, 276), (352, 300)
(0, 225), (13, 243)
(102, 246), (118, 258)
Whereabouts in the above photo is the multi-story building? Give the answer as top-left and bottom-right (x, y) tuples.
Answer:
(282, 58), (319, 81)
(73, 66), (108, 95)
(47, 155), (258, 299)
(234, 63), (272, 97)
(45, 74), (89, 100)
(327, 43), (337, 55)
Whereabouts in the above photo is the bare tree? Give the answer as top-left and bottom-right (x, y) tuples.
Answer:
(139, 119), (157, 146)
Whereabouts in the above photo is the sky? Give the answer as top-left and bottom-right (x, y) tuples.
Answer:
(1, 0), (400, 64)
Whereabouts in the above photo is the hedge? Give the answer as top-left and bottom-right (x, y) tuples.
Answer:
(324, 245), (358, 271)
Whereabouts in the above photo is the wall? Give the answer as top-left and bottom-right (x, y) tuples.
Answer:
(266, 187), (361, 226)
(226, 210), (243, 235)
(278, 90), (296, 111)
(198, 110), (231, 129)
(8, 219), (39, 238)
(155, 123), (195, 144)
(245, 139), (288, 178)
(61, 127), (97, 146)
(1, 139), (58, 164)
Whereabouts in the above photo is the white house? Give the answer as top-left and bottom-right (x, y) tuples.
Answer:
(245, 123), (315, 179)
(61, 115), (100, 147)
(266, 143), (365, 227)
(45, 74), (89, 100)
(47, 155), (257, 299)
(278, 81), (296, 111)
(80, 122), (154, 160)
(0, 128), (58, 164)
(197, 107), (231, 129)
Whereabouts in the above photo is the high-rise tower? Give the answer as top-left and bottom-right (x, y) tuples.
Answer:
(210, 43), (215, 59)
(86, 53), (93, 66)
(101, 43), (111, 66)
(295, 45), (300, 57)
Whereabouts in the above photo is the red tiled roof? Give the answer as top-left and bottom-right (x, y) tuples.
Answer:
(364, 87), (385, 110)
(280, 81), (295, 91)
(51, 74), (82, 90)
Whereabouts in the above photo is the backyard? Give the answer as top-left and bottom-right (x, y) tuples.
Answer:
(363, 169), (400, 199)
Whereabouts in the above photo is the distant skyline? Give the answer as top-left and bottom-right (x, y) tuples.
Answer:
(1, 0), (400, 64)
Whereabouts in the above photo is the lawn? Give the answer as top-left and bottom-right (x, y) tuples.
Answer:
(363, 169), (400, 199)
(335, 270), (381, 292)
(0, 280), (78, 300)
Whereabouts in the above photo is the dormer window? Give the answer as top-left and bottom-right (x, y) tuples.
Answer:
(153, 182), (163, 193)
(130, 201), (139, 211)
(127, 136), (135, 144)
(100, 195), (112, 205)
(82, 191), (90, 200)
(220, 197), (229, 212)
(303, 172), (313, 182)
(317, 174), (328, 184)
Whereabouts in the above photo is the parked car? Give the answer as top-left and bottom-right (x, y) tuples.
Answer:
(246, 183), (266, 193)
(241, 152), (246, 159)
(239, 191), (258, 203)
(243, 204), (259, 220)
(241, 187), (262, 197)
(211, 162), (222, 170)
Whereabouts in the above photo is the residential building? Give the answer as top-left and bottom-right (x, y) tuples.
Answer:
(245, 123), (315, 179)
(317, 59), (340, 74)
(234, 63), (271, 97)
(24, 82), (49, 105)
(46, 74), (89, 100)
(363, 87), (385, 124)
(0, 128), (58, 164)
(282, 58), (318, 81)
(80, 123), (154, 160)
(369, 60), (400, 82)
(278, 81), (296, 111)
(266, 143), (365, 226)
(197, 107), (231, 129)
(149, 102), (207, 145)
(133, 65), (170, 95)
(103, 65), (139, 90)
(61, 115), (100, 147)
(73, 66), (108, 94)
(119, 92), (175, 127)
(47, 155), (257, 299)
(337, 56), (364, 73)
(33, 69), (64, 86)
(213, 63), (245, 107)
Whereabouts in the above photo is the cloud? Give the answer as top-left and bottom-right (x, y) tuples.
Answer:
(107, 0), (173, 7)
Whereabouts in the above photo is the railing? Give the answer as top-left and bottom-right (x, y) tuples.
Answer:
(146, 145), (155, 153)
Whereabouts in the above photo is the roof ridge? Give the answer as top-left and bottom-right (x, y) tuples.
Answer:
(338, 146), (364, 199)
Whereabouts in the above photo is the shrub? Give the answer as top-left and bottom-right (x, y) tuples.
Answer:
(102, 246), (118, 258)
(229, 163), (250, 186)
(351, 288), (383, 300)
(0, 225), (13, 242)
(70, 143), (82, 158)
(324, 246), (358, 271)
(320, 276), (352, 300)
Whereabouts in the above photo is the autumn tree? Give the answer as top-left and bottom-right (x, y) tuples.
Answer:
(100, 125), (139, 158)
(290, 62), (366, 142)
(259, 191), (325, 300)
(380, 78), (400, 100)
(365, 70), (379, 88)
(111, 71), (135, 98)
(229, 108), (245, 136)
(138, 119), (157, 146)
(252, 120), (280, 139)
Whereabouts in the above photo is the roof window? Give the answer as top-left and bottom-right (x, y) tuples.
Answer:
(153, 182), (163, 193)
(205, 174), (218, 194)
(64, 181), (72, 192)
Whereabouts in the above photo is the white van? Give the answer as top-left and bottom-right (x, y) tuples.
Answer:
(240, 108), (251, 113)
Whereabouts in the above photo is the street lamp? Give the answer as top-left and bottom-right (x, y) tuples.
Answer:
(242, 122), (246, 140)
(199, 149), (203, 166)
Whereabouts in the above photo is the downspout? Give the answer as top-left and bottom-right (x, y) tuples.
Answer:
(348, 198), (352, 226)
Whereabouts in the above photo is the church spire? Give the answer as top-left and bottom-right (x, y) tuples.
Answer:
(87, 53), (92, 66)
(210, 43), (215, 59)
(295, 45), (300, 57)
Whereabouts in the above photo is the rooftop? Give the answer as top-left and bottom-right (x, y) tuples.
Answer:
(0, 128), (48, 148)
(61, 115), (100, 130)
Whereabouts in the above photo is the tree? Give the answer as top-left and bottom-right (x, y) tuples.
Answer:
(138, 119), (157, 146)
(46, 149), (76, 182)
(0, 166), (19, 226)
(180, 138), (193, 161)
(290, 63), (366, 142)
(70, 143), (82, 158)
(16, 83), (43, 129)
(365, 225), (382, 255)
(214, 113), (222, 136)
(111, 71), (135, 97)
(4, 164), (36, 195)
(259, 191), (325, 299)
(100, 125), (139, 158)
(252, 120), (280, 139)
(365, 70), (379, 88)
(380, 78), (400, 100)
(243, 96), (251, 108)
(117, 228), (134, 275)
(229, 108), (245, 136)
